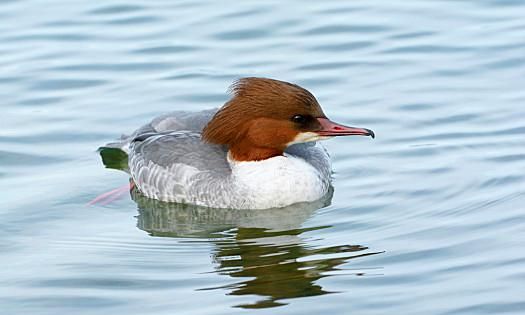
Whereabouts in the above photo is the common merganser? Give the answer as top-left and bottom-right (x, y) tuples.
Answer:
(101, 77), (374, 209)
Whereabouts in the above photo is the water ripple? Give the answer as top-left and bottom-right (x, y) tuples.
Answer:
(2, 0), (525, 314)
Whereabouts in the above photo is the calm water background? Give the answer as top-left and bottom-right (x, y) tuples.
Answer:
(2, 0), (525, 314)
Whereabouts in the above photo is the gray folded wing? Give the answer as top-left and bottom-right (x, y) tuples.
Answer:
(128, 131), (231, 203)
(130, 131), (229, 171)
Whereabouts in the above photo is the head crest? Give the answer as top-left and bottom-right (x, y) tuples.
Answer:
(202, 77), (324, 145)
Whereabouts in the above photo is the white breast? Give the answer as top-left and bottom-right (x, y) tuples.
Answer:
(229, 153), (331, 209)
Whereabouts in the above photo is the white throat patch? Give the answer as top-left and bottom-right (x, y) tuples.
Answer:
(287, 132), (332, 146)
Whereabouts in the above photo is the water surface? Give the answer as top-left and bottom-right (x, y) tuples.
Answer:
(2, 0), (525, 314)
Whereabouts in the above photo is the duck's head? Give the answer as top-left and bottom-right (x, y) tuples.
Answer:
(202, 77), (374, 162)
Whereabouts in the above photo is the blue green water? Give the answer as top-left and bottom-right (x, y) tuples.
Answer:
(2, 0), (525, 314)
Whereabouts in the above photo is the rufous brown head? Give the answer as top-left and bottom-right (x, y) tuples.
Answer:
(202, 77), (374, 161)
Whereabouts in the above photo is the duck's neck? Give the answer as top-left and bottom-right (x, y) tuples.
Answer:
(228, 139), (284, 162)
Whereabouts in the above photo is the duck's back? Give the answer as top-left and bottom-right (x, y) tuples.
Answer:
(104, 109), (217, 153)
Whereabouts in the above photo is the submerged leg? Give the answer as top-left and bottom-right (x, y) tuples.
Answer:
(88, 182), (135, 206)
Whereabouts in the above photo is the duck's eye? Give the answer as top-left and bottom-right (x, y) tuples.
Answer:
(291, 114), (307, 124)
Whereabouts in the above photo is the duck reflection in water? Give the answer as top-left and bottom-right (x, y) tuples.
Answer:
(132, 188), (383, 309)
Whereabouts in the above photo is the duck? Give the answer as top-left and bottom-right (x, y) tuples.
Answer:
(100, 77), (374, 209)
